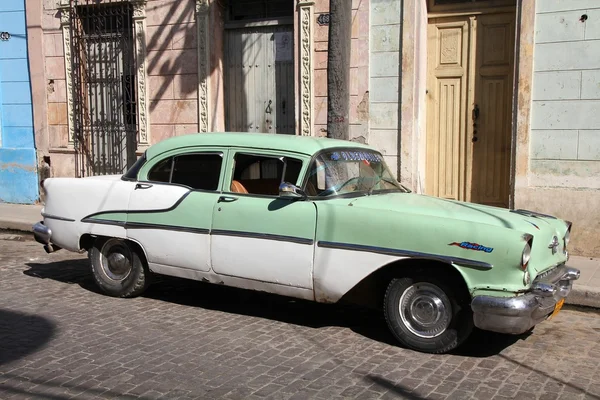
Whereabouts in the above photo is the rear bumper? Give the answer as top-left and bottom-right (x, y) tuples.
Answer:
(471, 264), (580, 334)
(32, 221), (61, 253)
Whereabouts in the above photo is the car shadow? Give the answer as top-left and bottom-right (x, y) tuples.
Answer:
(0, 309), (56, 366)
(23, 259), (521, 356)
(453, 328), (530, 357)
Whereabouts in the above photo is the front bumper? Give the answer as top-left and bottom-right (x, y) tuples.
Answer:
(471, 264), (580, 334)
(32, 221), (61, 253)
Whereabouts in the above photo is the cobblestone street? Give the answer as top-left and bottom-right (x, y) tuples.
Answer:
(1, 237), (599, 400)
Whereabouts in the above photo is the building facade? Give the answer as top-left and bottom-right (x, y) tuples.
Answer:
(27, 0), (599, 255)
(0, 0), (38, 204)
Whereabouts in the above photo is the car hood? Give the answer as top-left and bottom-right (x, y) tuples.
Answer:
(338, 192), (550, 235)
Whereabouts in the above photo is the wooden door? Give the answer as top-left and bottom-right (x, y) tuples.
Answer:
(426, 17), (471, 202)
(471, 13), (515, 207)
(224, 25), (295, 134)
(426, 13), (515, 208)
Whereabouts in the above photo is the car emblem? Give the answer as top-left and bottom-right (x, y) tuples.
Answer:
(548, 236), (559, 254)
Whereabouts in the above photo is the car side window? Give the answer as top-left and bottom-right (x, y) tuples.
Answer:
(230, 153), (302, 196)
(147, 153), (223, 191)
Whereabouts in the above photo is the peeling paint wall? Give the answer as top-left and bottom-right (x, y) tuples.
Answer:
(313, 0), (370, 141)
(515, 0), (600, 256)
(530, 0), (600, 188)
(0, 0), (39, 204)
(369, 0), (401, 176)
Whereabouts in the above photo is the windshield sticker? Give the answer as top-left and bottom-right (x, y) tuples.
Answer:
(449, 241), (494, 253)
(330, 151), (383, 163)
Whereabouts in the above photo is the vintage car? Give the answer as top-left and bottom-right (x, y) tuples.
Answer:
(33, 132), (579, 353)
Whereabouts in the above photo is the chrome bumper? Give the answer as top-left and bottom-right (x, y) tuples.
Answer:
(471, 264), (580, 334)
(32, 221), (61, 253)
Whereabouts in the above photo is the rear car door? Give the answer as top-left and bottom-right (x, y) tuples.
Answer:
(127, 149), (225, 272)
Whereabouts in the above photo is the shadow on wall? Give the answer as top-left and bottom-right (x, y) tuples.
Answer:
(145, 0), (214, 112)
(0, 309), (56, 366)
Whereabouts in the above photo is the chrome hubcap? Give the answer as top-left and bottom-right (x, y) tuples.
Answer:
(399, 282), (451, 338)
(99, 239), (133, 281)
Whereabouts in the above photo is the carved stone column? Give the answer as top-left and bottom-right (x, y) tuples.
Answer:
(297, 1), (314, 136)
(132, 0), (150, 146)
(196, 0), (210, 133)
(58, 0), (74, 145)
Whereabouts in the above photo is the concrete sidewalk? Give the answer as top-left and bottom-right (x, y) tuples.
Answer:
(1, 202), (599, 309)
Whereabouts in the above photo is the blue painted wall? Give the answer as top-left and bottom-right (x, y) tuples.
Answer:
(0, 0), (38, 204)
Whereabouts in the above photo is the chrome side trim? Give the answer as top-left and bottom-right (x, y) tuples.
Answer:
(41, 213), (76, 222)
(81, 190), (192, 220)
(317, 241), (493, 270)
(81, 218), (126, 227)
(211, 229), (314, 246)
(125, 222), (209, 235)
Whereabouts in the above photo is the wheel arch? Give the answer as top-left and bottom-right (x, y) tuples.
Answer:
(79, 233), (149, 265)
(339, 257), (471, 309)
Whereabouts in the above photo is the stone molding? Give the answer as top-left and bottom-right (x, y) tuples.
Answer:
(196, 0), (210, 133)
(58, 0), (74, 145)
(298, 1), (314, 136)
(132, 0), (150, 146)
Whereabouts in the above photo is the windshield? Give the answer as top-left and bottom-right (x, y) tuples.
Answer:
(304, 149), (409, 197)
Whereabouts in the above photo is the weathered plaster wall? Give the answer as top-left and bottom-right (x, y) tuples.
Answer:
(26, 0), (50, 190)
(0, 0), (39, 204)
(146, 0), (199, 143)
(515, 0), (600, 256)
(313, 0), (370, 141)
(40, 0), (72, 177)
(399, 0), (426, 190)
(368, 0), (400, 178)
(530, 0), (600, 188)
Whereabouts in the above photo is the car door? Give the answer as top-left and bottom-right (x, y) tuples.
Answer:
(127, 149), (226, 272)
(210, 150), (316, 289)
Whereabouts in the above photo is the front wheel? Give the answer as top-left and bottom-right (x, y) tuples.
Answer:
(89, 237), (150, 298)
(383, 275), (473, 354)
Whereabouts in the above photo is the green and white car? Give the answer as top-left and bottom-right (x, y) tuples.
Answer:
(33, 132), (579, 353)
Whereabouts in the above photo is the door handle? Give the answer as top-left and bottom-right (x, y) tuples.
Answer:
(265, 100), (272, 114)
(472, 104), (480, 121)
(135, 183), (153, 190)
(218, 196), (239, 203)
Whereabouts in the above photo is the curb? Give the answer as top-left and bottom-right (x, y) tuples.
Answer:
(566, 285), (600, 309)
(0, 220), (35, 234)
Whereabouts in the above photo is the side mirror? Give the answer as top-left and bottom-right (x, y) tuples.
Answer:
(279, 182), (307, 199)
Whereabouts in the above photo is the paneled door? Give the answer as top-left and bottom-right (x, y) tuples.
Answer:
(224, 25), (295, 134)
(426, 12), (515, 208)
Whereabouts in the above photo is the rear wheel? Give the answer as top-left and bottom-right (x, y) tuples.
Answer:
(384, 273), (473, 354)
(89, 237), (150, 298)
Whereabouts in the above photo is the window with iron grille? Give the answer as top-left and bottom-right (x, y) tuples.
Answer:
(70, 0), (137, 177)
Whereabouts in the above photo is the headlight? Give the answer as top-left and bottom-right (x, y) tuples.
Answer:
(521, 241), (531, 271)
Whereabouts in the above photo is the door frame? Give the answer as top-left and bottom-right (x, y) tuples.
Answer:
(222, 17), (295, 134)
(422, 0), (520, 209)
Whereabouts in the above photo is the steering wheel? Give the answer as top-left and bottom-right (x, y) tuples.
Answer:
(317, 177), (362, 196)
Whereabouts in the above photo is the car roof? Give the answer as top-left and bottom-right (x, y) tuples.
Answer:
(145, 132), (374, 160)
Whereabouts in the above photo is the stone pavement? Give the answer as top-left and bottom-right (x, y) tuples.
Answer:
(1, 238), (600, 400)
(1, 201), (598, 309)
